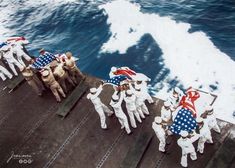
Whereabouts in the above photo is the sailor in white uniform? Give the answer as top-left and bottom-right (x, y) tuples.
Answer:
(196, 117), (213, 154)
(1, 45), (24, 76)
(124, 89), (142, 128)
(133, 73), (154, 104)
(160, 101), (172, 123)
(205, 105), (220, 133)
(110, 91), (131, 134)
(167, 87), (183, 111)
(87, 84), (113, 129)
(177, 130), (198, 168)
(11, 41), (31, 66)
(134, 84), (150, 118)
(152, 116), (167, 152)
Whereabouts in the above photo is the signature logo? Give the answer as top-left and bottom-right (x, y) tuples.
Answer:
(6, 152), (33, 164)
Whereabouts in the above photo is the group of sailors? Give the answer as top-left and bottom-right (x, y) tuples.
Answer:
(152, 87), (221, 167)
(0, 37), (30, 80)
(0, 37), (84, 102)
(87, 67), (154, 134)
(85, 65), (221, 167)
(37, 50), (84, 102)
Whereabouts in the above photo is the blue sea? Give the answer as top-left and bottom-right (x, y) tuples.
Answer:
(1, 0), (235, 122)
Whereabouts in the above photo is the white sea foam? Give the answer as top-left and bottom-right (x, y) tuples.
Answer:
(99, 0), (235, 124)
(0, 0), (78, 42)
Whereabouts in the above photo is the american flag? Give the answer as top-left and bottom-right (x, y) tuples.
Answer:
(113, 67), (136, 79)
(170, 108), (197, 135)
(104, 75), (128, 86)
(32, 52), (56, 69)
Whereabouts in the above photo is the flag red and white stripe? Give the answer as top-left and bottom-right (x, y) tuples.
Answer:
(7, 36), (26, 42)
(113, 67), (136, 79)
(179, 90), (200, 117)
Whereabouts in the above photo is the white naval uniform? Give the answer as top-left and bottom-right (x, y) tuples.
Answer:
(12, 42), (31, 66)
(152, 122), (166, 152)
(87, 85), (113, 129)
(110, 91), (131, 134)
(206, 113), (220, 133)
(134, 87), (150, 118)
(0, 64), (13, 81)
(177, 136), (198, 167)
(2, 47), (24, 76)
(167, 87), (184, 112)
(197, 120), (213, 154)
(167, 94), (181, 111)
(160, 106), (172, 123)
(134, 73), (153, 104)
(135, 81), (153, 103)
(124, 92), (142, 128)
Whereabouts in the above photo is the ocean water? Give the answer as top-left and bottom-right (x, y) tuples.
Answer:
(0, 0), (235, 123)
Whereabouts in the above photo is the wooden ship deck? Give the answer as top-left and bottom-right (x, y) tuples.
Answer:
(0, 75), (234, 168)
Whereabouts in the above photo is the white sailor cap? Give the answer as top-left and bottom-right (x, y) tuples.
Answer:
(174, 87), (181, 94)
(112, 94), (119, 101)
(126, 89), (133, 95)
(180, 130), (188, 137)
(206, 105), (213, 112)
(196, 117), (203, 123)
(133, 73), (150, 82)
(41, 69), (49, 77)
(154, 116), (162, 124)
(164, 101), (171, 107)
(90, 88), (97, 93)
(111, 66), (117, 72)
